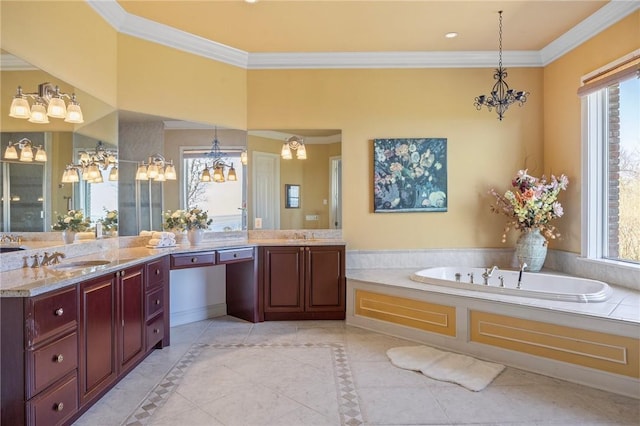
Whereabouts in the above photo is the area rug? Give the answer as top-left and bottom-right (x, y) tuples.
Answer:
(387, 346), (505, 391)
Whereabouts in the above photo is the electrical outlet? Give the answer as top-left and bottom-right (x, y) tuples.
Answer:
(254, 218), (262, 229)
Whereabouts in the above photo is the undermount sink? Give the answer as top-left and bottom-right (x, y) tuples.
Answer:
(49, 260), (112, 270)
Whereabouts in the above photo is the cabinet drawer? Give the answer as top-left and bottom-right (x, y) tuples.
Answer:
(27, 371), (78, 426)
(170, 252), (215, 269)
(29, 287), (78, 346)
(145, 287), (164, 320)
(28, 332), (78, 398)
(217, 247), (254, 264)
(146, 256), (169, 288)
(146, 315), (165, 350)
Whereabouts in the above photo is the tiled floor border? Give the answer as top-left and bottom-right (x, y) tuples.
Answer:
(123, 342), (363, 426)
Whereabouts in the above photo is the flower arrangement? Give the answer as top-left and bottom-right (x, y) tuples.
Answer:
(489, 169), (569, 242)
(52, 209), (91, 232)
(163, 209), (187, 232)
(184, 208), (212, 230)
(100, 209), (118, 232)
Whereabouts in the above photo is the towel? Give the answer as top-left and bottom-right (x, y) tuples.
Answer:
(147, 235), (176, 247)
(139, 230), (153, 236)
(152, 231), (175, 239)
(76, 232), (95, 240)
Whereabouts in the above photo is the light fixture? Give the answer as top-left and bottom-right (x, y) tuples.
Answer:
(473, 11), (529, 121)
(281, 136), (307, 160)
(200, 127), (237, 183)
(135, 154), (177, 182)
(9, 83), (84, 124)
(61, 141), (117, 183)
(3, 138), (47, 162)
(240, 150), (248, 166)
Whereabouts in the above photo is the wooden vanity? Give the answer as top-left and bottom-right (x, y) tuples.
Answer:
(0, 240), (345, 425)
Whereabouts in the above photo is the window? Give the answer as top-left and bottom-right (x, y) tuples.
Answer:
(581, 52), (640, 264)
(182, 149), (246, 231)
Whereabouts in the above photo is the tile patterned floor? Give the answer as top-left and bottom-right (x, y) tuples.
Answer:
(73, 317), (639, 426)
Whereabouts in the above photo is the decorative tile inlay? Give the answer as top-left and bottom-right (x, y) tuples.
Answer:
(123, 342), (363, 426)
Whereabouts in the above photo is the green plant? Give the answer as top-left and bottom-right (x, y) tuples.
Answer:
(52, 210), (91, 232)
(100, 209), (118, 232)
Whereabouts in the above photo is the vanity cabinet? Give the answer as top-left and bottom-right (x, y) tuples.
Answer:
(262, 245), (345, 320)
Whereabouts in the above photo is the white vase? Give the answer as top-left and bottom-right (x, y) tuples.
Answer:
(62, 230), (76, 244)
(187, 229), (204, 245)
(515, 229), (548, 272)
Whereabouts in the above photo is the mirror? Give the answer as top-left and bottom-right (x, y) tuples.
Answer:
(0, 52), (118, 233)
(248, 130), (342, 230)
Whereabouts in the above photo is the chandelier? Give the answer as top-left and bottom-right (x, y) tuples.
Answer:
(62, 141), (118, 184)
(9, 82), (84, 124)
(135, 153), (177, 182)
(281, 135), (307, 160)
(3, 137), (47, 162)
(200, 127), (237, 183)
(474, 11), (529, 121)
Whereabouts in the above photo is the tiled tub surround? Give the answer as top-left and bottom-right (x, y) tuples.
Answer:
(346, 250), (640, 398)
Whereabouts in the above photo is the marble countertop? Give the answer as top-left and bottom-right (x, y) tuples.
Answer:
(1, 237), (345, 297)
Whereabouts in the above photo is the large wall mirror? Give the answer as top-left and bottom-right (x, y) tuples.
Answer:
(0, 52), (117, 233)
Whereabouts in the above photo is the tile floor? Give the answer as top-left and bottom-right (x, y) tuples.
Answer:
(73, 317), (639, 426)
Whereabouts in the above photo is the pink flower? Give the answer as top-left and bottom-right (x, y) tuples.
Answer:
(552, 202), (564, 217)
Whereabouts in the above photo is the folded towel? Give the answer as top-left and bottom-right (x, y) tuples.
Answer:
(148, 238), (161, 246)
(140, 230), (153, 236)
(151, 231), (175, 239)
(76, 232), (95, 240)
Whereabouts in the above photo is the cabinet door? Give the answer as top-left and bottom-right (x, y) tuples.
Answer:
(119, 265), (145, 372)
(263, 246), (304, 313)
(79, 274), (117, 406)
(305, 246), (345, 312)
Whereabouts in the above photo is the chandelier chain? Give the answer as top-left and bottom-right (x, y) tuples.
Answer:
(498, 10), (503, 69)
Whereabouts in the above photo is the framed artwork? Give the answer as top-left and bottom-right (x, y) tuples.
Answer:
(285, 184), (300, 208)
(373, 138), (447, 212)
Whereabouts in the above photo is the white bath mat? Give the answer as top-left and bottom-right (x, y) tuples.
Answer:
(387, 346), (505, 391)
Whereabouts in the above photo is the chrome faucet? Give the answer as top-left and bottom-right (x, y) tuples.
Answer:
(481, 266), (499, 285)
(42, 252), (66, 266)
(467, 272), (474, 284)
(498, 275), (505, 287)
(517, 263), (528, 289)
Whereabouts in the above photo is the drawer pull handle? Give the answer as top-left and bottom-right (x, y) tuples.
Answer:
(191, 257), (197, 263)
(54, 308), (64, 316)
(153, 328), (160, 334)
(233, 253), (238, 258)
(54, 354), (64, 363)
(155, 299), (161, 305)
(55, 402), (64, 412)
(155, 269), (161, 275)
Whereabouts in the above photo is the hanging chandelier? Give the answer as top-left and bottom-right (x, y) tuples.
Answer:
(3, 137), (47, 162)
(200, 127), (237, 183)
(474, 11), (529, 121)
(281, 135), (307, 160)
(9, 82), (84, 124)
(62, 141), (118, 184)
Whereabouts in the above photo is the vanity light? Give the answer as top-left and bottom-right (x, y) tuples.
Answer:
(240, 150), (248, 166)
(199, 126), (237, 183)
(9, 83), (84, 124)
(135, 154), (177, 182)
(281, 136), (307, 160)
(3, 138), (47, 163)
(62, 141), (117, 184)
(164, 163), (177, 180)
(108, 166), (119, 181)
(61, 166), (80, 183)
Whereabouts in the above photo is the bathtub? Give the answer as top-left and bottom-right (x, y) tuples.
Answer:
(410, 267), (612, 303)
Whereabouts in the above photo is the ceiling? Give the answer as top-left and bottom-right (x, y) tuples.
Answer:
(117, 0), (609, 53)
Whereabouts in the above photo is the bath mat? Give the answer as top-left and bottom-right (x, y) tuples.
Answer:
(387, 346), (505, 391)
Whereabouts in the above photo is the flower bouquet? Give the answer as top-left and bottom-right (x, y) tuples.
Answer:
(184, 208), (212, 230)
(100, 209), (118, 233)
(163, 209), (187, 232)
(52, 209), (91, 232)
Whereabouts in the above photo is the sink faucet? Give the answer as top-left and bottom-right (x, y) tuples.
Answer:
(42, 251), (66, 266)
(481, 266), (499, 285)
(517, 263), (528, 289)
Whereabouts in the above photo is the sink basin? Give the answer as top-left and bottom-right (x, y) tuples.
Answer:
(0, 246), (26, 253)
(50, 260), (112, 270)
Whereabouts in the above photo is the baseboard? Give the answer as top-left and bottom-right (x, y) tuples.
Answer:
(170, 303), (227, 327)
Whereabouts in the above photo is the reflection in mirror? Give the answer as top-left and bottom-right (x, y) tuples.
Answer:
(1, 52), (117, 234)
(248, 130), (342, 230)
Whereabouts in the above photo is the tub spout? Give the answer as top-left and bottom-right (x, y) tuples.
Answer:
(517, 263), (528, 289)
(482, 266), (499, 285)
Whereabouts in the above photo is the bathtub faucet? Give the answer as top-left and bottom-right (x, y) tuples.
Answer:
(517, 263), (528, 289)
(482, 266), (499, 285)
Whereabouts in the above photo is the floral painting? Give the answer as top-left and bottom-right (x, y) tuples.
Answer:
(374, 138), (447, 212)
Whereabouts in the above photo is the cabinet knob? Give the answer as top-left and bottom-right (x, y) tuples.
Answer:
(155, 269), (161, 275)
(299, 247), (304, 252)
(233, 253), (238, 258)
(54, 308), (64, 316)
(54, 402), (64, 412)
(191, 257), (197, 263)
(155, 299), (161, 305)
(54, 354), (64, 363)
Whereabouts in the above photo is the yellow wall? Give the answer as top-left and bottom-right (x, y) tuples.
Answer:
(248, 68), (544, 249)
(543, 11), (640, 253)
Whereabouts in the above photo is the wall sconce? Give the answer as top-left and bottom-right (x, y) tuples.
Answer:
(3, 138), (47, 162)
(61, 141), (117, 183)
(281, 136), (307, 160)
(240, 149), (248, 166)
(9, 83), (84, 124)
(135, 154), (177, 181)
(200, 127), (237, 183)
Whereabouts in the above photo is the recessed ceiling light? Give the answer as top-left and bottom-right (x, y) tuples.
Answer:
(445, 32), (458, 39)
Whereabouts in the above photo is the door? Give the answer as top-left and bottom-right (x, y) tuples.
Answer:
(119, 266), (145, 372)
(252, 152), (280, 229)
(79, 274), (117, 405)
(305, 246), (345, 312)
(263, 246), (304, 312)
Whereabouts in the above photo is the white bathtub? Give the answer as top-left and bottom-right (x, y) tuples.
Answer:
(410, 267), (612, 303)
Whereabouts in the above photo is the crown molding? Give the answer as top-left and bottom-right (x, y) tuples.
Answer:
(86, 0), (638, 70)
